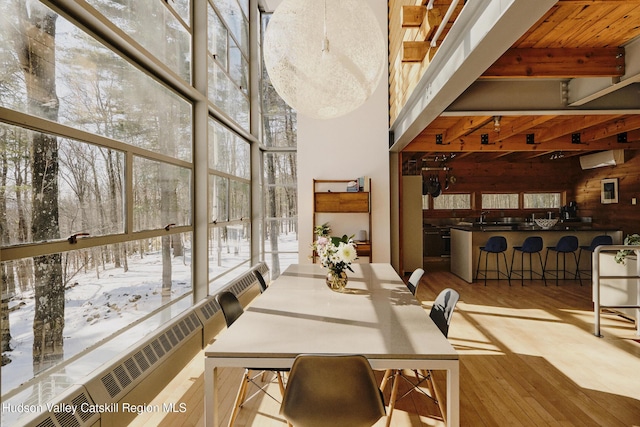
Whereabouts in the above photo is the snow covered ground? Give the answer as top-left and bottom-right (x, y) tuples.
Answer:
(1, 232), (298, 427)
(2, 232), (299, 395)
(3, 248), (192, 393)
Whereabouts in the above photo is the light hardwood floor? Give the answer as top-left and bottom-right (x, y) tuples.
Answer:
(129, 260), (640, 426)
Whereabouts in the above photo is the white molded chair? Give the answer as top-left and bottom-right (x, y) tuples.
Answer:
(380, 288), (460, 425)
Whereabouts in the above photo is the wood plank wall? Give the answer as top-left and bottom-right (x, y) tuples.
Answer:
(420, 156), (583, 221)
(389, 0), (419, 126)
(574, 149), (640, 237)
(389, 1), (462, 125)
(419, 150), (640, 237)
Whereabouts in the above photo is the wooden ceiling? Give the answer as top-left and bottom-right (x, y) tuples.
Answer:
(402, 0), (640, 167)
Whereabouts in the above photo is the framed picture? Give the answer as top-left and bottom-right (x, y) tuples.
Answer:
(601, 178), (618, 204)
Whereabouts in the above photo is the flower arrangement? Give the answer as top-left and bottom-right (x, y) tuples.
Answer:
(311, 223), (358, 291)
(314, 222), (331, 238)
(312, 234), (358, 274)
(614, 233), (640, 265)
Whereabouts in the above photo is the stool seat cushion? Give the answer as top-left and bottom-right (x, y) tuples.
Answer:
(515, 236), (543, 254)
(582, 235), (613, 252)
(548, 235), (578, 253)
(481, 236), (508, 253)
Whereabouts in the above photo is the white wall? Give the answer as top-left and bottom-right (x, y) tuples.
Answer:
(297, 0), (390, 263)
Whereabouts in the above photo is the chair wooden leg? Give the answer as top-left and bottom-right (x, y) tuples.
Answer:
(428, 370), (447, 424)
(419, 369), (437, 403)
(380, 368), (393, 392)
(228, 370), (250, 427)
(276, 371), (286, 397)
(385, 371), (400, 427)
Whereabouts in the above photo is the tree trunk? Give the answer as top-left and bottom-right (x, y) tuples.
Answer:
(106, 151), (121, 268)
(1, 264), (12, 355)
(14, 1), (65, 373)
(160, 163), (173, 291)
(263, 118), (281, 277)
(1, 135), (13, 354)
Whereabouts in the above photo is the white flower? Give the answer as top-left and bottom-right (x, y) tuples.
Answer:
(316, 236), (329, 247)
(311, 234), (358, 273)
(337, 242), (357, 263)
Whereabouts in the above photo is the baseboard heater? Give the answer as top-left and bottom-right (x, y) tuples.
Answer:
(13, 262), (269, 427)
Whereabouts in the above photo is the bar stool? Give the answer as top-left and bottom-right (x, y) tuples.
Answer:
(509, 236), (546, 286)
(576, 235), (613, 280)
(543, 235), (581, 286)
(475, 236), (510, 286)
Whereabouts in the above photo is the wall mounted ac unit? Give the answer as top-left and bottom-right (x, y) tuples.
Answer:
(579, 149), (625, 170)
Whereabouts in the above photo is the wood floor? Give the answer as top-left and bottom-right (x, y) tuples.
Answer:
(129, 259), (640, 427)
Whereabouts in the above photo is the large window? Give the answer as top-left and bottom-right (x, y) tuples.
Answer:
(208, 0), (250, 130)
(2, 0), (261, 422)
(263, 152), (298, 277)
(0, 0), (194, 415)
(207, 119), (251, 291)
(482, 193), (519, 209)
(0, 124), (126, 243)
(524, 192), (562, 209)
(1, 234), (192, 392)
(133, 157), (192, 231)
(260, 14), (298, 278)
(0, 5), (192, 161)
(424, 193), (472, 210)
(86, 0), (192, 82)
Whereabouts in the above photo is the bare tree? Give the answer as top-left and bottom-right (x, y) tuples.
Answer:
(1, 133), (12, 357)
(14, 1), (64, 373)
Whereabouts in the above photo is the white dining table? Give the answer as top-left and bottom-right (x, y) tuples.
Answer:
(204, 263), (460, 426)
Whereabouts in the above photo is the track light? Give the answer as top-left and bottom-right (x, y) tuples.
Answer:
(493, 116), (501, 133)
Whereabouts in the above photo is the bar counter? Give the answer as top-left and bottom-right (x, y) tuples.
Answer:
(450, 225), (623, 283)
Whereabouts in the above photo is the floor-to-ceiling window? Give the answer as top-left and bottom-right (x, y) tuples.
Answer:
(207, 119), (251, 292)
(0, 0), (257, 423)
(260, 13), (298, 279)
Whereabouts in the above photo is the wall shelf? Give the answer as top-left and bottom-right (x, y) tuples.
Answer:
(312, 179), (372, 262)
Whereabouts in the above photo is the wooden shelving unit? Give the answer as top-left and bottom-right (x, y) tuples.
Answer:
(313, 179), (372, 262)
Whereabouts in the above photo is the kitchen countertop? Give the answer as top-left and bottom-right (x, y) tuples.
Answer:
(449, 226), (623, 283)
(451, 223), (619, 232)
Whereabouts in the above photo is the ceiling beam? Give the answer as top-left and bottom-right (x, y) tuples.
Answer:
(483, 48), (625, 78)
(442, 116), (493, 142)
(404, 128), (640, 152)
(557, 0), (640, 4)
(578, 115), (640, 142)
(568, 37), (640, 106)
(402, 42), (431, 62)
(534, 115), (623, 142)
(445, 79), (640, 112)
(482, 115), (558, 144)
(402, 5), (426, 27)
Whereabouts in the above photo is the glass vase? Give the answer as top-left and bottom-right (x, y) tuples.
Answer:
(325, 270), (348, 292)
